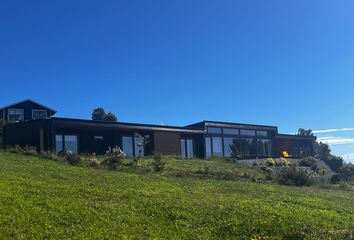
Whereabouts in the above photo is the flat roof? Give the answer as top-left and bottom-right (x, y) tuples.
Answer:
(50, 117), (205, 133)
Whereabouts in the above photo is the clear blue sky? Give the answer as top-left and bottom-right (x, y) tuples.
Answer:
(1, 1), (354, 161)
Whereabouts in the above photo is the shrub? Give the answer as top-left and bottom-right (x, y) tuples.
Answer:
(264, 158), (275, 167)
(337, 165), (354, 181)
(152, 153), (165, 172)
(299, 157), (317, 168)
(275, 157), (289, 167)
(330, 174), (342, 184)
(59, 150), (81, 165)
(278, 167), (315, 186)
(101, 146), (125, 170)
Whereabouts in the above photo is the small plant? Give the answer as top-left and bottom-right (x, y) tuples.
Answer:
(152, 153), (165, 172)
(338, 181), (351, 191)
(264, 158), (275, 167)
(330, 173), (341, 184)
(299, 157), (317, 168)
(88, 153), (100, 167)
(59, 150), (81, 165)
(101, 146), (125, 170)
(22, 145), (39, 156)
(278, 167), (315, 186)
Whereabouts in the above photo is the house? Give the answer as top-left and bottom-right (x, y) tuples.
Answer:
(0, 99), (56, 124)
(2, 100), (316, 159)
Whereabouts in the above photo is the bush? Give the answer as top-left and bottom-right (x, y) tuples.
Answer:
(264, 158), (275, 167)
(278, 167), (315, 186)
(330, 174), (342, 184)
(152, 153), (165, 172)
(299, 157), (317, 168)
(59, 150), (81, 165)
(337, 165), (354, 181)
(101, 146), (125, 170)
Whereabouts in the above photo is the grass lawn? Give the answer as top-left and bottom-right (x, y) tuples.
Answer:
(0, 151), (353, 239)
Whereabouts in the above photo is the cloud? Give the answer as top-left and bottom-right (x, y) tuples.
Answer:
(313, 128), (354, 134)
(317, 137), (354, 145)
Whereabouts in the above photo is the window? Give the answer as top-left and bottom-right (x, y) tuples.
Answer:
(240, 129), (256, 136)
(55, 134), (78, 154)
(258, 139), (272, 156)
(181, 138), (194, 159)
(134, 135), (144, 158)
(223, 128), (239, 135)
(205, 137), (212, 159)
(55, 135), (63, 154)
(122, 136), (133, 157)
(64, 135), (78, 154)
(223, 138), (241, 157)
(207, 127), (222, 134)
(8, 109), (24, 122)
(257, 130), (268, 137)
(32, 110), (47, 120)
(240, 138), (257, 156)
(212, 137), (223, 157)
(94, 136), (104, 141)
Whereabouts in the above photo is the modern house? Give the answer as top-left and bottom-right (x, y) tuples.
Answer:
(2, 100), (316, 159)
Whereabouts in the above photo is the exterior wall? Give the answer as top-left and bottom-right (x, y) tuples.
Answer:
(3, 120), (49, 151)
(153, 131), (181, 156)
(3, 101), (55, 122)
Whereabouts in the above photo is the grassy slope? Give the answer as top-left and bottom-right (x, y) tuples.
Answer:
(0, 152), (353, 239)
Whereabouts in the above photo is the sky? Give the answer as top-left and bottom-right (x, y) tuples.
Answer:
(0, 1), (354, 162)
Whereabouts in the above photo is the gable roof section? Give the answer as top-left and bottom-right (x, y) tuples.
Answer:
(0, 99), (57, 113)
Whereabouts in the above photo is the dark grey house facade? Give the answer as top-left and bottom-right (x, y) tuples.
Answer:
(2, 100), (316, 159)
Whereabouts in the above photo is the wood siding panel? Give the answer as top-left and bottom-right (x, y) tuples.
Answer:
(153, 131), (181, 156)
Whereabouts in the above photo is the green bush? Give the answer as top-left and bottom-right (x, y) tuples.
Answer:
(337, 165), (354, 181)
(278, 167), (315, 187)
(59, 150), (81, 165)
(152, 153), (165, 172)
(330, 174), (342, 184)
(101, 146), (125, 170)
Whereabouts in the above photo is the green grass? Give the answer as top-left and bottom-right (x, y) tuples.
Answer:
(0, 152), (353, 239)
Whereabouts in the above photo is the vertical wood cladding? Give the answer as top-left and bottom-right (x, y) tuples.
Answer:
(153, 131), (181, 156)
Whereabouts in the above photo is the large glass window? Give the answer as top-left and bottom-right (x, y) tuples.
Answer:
(8, 109), (24, 122)
(55, 135), (63, 154)
(122, 136), (133, 157)
(240, 138), (257, 157)
(181, 139), (186, 159)
(207, 127), (222, 134)
(223, 138), (241, 158)
(205, 137), (212, 159)
(240, 129), (256, 136)
(32, 110), (47, 120)
(257, 130), (268, 137)
(181, 138), (194, 159)
(55, 134), (78, 154)
(223, 128), (239, 135)
(212, 137), (223, 157)
(257, 139), (272, 156)
(64, 135), (78, 154)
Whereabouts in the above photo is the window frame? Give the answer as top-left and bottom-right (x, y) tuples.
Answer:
(55, 134), (79, 154)
(7, 108), (24, 122)
(32, 109), (48, 120)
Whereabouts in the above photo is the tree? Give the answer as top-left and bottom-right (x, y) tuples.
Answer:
(104, 112), (118, 122)
(314, 141), (331, 160)
(92, 108), (106, 121)
(297, 128), (314, 137)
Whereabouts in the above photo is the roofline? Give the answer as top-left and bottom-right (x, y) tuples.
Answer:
(186, 120), (278, 131)
(0, 99), (57, 113)
(276, 133), (317, 140)
(50, 117), (204, 133)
